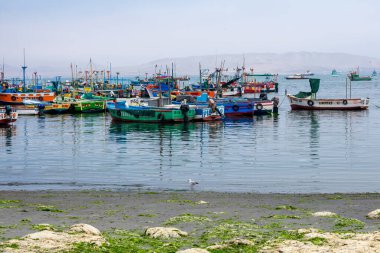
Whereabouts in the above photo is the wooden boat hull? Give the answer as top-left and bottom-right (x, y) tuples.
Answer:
(108, 105), (196, 123)
(252, 101), (273, 115)
(194, 106), (224, 121)
(220, 101), (254, 117)
(349, 77), (372, 81)
(44, 103), (71, 114)
(0, 107), (18, 125)
(14, 105), (40, 115)
(287, 95), (369, 110)
(68, 100), (106, 113)
(0, 92), (56, 105)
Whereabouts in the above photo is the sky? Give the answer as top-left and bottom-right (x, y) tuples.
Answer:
(1, 0), (380, 71)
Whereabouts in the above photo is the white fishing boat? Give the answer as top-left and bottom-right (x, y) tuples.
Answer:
(0, 106), (18, 125)
(287, 78), (369, 110)
(285, 74), (309, 80)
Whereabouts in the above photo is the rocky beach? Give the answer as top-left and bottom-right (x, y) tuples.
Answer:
(1, 191), (380, 252)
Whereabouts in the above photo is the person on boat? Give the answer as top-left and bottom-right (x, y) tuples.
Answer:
(208, 98), (217, 113)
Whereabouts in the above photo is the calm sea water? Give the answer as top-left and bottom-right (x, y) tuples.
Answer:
(1, 75), (380, 193)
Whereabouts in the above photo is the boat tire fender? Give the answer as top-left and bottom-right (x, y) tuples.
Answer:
(38, 96), (43, 101)
(232, 105), (239, 111)
(116, 110), (121, 117)
(307, 100), (314, 106)
(157, 113), (164, 121)
(11, 96), (17, 101)
(256, 103), (263, 110)
(343, 99), (348, 105)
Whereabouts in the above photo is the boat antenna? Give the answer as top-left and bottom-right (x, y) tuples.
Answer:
(22, 48), (27, 92)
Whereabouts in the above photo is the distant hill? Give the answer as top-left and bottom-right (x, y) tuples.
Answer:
(123, 52), (380, 76)
(2, 52), (380, 78)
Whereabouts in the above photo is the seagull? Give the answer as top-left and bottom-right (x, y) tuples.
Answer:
(188, 179), (199, 189)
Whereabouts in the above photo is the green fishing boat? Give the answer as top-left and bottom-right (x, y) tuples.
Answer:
(68, 100), (106, 113)
(107, 102), (195, 123)
(348, 68), (372, 81)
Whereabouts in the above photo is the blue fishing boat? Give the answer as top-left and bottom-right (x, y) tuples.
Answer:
(174, 93), (254, 117)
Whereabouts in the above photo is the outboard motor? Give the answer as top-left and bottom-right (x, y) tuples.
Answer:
(37, 103), (45, 116)
(180, 104), (190, 122)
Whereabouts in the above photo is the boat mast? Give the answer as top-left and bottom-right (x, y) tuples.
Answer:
(90, 58), (93, 92)
(199, 63), (202, 87)
(1, 57), (4, 82)
(22, 49), (27, 92)
(70, 63), (74, 86)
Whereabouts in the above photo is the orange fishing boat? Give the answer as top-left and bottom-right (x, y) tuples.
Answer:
(0, 92), (56, 105)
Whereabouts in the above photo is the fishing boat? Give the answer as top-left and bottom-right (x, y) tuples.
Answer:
(0, 90), (56, 105)
(0, 105), (18, 125)
(23, 99), (71, 114)
(241, 73), (279, 94)
(285, 74), (309, 80)
(43, 103), (71, 114)
(185, 93), (254, 117)
(287, 78), (369, 110)
(193, 105), (224, 121)
(246, 94), (274, 116)
(331, 69), (339, 77)
(0, 51), (56, 105)
(167, 98), (224, 121)
(67, 100), (106, 113)
(15, 104), (41, 115)
(348, 68), (372, 81)
(107, 101), (195, 123)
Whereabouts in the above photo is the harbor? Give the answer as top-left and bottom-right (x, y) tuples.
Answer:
(1, 74), (378, 193)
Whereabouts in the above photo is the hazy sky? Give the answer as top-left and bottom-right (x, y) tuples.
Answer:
(1, 0), (379, 69)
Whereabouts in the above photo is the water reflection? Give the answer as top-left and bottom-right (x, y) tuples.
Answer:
(0, 125), (16, 150)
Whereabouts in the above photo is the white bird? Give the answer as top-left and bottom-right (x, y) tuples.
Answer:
(188, 179), (199, 186)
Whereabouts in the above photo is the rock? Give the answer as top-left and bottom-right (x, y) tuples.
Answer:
(145, 227), (188, 238)
(225, 238), (254, 246)
(70, 223), (101, 235)
(367, 209), (380, 219)
(312, 211), (337, 217)
(176, 248), (210, 253)
(207, 238), (254, 250)
(262, 229), (380, 253)
(0, 223), (105, 253)
(196, 200), (208, 205)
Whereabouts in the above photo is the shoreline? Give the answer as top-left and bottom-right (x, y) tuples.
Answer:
(1, 190), (380, 251)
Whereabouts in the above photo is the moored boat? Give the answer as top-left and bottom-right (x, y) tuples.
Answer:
(331, 69), (339, 77)
(67, 100), (106, 113)
(285, 74), (309, 80)
(0, 105), (18, 125)
(107, 101), (195, 123)
(0, 91), (56, 105)
(348, 68), (372, 81)
(287, 78), (369, 110)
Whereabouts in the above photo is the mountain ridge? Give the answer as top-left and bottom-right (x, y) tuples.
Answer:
(2, 52), (380, 78)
